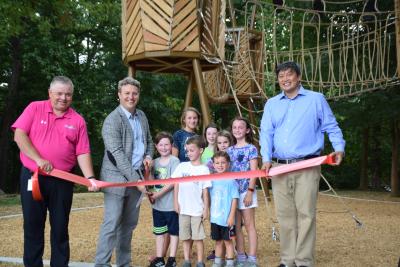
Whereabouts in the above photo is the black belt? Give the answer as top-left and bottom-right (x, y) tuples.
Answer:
(273, 155), (319, 164)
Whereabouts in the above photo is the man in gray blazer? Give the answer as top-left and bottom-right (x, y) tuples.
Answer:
(95, 77), (154, 267)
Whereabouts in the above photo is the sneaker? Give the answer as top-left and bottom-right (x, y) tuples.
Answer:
(182, 260), (191, 267)
(207, 250), (216, 260)
(165, 257), (177, 267)
(246, 263), (259, 267)
(235, 262), (246, 267)
(195, 262), (205, 267)
(149, 257), (165, 267)
(212, 263), (222, 267)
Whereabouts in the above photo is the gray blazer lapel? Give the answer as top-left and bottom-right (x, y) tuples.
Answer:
(117, 106), (134, 157)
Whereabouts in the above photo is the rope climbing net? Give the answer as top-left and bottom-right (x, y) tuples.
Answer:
(203, 0), (399, 107)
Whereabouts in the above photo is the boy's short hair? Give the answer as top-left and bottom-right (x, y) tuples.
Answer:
(154, 131), (173, 145)
(212, 151), (231, 163)
(186, 135), (206, 149)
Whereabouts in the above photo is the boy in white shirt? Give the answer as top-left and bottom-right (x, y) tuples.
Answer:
(173, 135), (211, 267)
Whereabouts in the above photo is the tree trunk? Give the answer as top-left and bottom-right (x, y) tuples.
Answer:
(0, 36), (22, 193)
(391, 119), (399, 197)
(359, 127), (369, 190)
(371, 125), (382, 189)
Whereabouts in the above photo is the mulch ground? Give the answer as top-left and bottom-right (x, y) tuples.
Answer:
(1, 191), (399, 267)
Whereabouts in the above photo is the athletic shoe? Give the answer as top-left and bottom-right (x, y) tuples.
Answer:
(182, 260), (191, 267)
(195, 262), (205, 267)
(235, 262), (246, 267)
(165, 257), (177, 267)
(207, 250), (216, 260)
(149, 257), (165, 267)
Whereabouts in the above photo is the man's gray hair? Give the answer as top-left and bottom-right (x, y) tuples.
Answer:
(49, 76), (74, 92)
(118, 77), (141, 92)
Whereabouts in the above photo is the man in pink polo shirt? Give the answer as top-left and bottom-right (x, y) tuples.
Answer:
(12, 76), (97, 267)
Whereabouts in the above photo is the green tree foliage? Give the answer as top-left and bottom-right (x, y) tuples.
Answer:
(324, 87), (400, 189)
(0, 1), (190, 192)
(136, 72), (187, 135)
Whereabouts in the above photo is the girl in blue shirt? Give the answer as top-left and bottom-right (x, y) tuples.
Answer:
(172, 107), (201, 162)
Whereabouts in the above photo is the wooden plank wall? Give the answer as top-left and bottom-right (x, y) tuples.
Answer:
(233, 30), (264, 97)
(171, 0), (200, 52)
(124, 0), (145, 57)
(122, 0), (204, 58)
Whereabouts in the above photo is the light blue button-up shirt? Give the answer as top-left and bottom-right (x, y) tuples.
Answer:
(120, 106), (145, 169)
(259, 87), (345, 163)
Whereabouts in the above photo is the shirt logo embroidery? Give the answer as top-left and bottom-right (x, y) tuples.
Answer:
(40, 120), (47, 124)
(64, 124), (76, 130)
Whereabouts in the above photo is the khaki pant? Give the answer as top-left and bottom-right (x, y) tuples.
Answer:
(271, 164), (321, 267)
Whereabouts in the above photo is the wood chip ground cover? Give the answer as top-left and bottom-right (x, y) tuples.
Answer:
(0, 191), (399, 266)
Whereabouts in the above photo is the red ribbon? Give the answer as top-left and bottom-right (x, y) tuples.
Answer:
(32, 155), (336, 201)
(32, 170), (43, 201)
(143, 162), (155, 204)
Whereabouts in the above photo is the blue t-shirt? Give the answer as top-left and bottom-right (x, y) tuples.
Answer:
(172, 129), (196, 162)
(227, 144), (258, 194)
(210, 180), (239, 227)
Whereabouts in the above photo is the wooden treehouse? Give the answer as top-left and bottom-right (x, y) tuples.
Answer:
(121, 0), (265, 126)
(121, 0), (269, 197)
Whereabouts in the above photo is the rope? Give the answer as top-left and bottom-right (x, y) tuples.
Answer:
(242, 1), (393, 15)
(319, 173), (364, 228)
(320, 192), (400, 204)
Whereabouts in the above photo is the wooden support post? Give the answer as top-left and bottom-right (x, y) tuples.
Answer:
(250, 4), (257, 30)
(247, 98), (256, 128)
(395, 0), (400, 77)
(193, 58), (211, 127)
(184, 74), (194, 110)
(391, 120), (399, 197)
(128, 64), (136, 77)
(247, 99), (271, 201)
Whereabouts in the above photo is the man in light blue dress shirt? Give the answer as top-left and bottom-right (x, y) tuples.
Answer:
(260, 61), (345, 267)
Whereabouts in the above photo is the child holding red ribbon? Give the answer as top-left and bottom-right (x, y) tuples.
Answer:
(148, 132), (180, 267)
(227, 117), (259, 267)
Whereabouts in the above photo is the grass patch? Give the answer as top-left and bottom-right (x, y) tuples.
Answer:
(0, 194), (20, 206)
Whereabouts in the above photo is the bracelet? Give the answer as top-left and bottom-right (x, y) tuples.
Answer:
(248, 188), (255, 192)
(87, 176), (95, 179)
